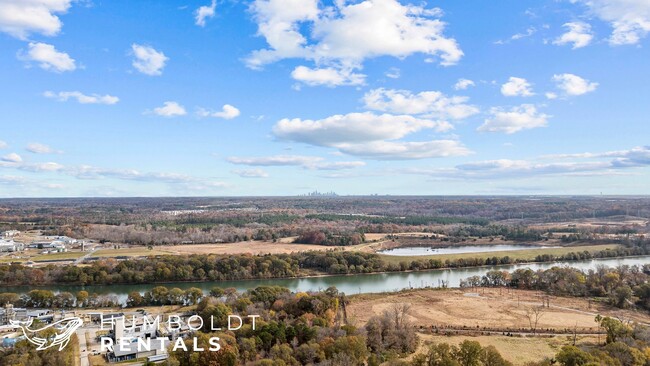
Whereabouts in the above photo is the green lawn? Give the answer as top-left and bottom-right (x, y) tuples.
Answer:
(32, 251), (87, 262)
(378, 244), (621, 264)
(92, 248), (171, 257)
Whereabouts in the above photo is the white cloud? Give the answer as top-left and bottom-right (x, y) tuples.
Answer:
(545, 92), (558, 100)
(0, 140), (7, 149)
(336, 140), (471, 160)
(544, 146), (650, 167)
(247, 0), (462, 83)
(19, 42), (76, 72)
(553, 21), (594, 49)
(552, 73), (598, 96)
(453, 78), (475, 90)
(478, 104), (550, 134)
(385, 67), (400, 79)
(195, 0), (216, 27)
(197, 104), (240, 119)
(232, 169), (269, 178)
(273, 112), (450, 147)
(43, 91), (119, 105)
(152, 101), (187, 117)
(1, 153), (22, 163)
(494, 27), (537, 45)
(0, 0), (72, 39)
(362, 88), (479, 122)
(131, 44), (168, 76)
(22, 162), (64, 172)
(228, 155), (322, 167)
(26, 143), (61, 154)
(272, 111), (471, 160)
(405, 146), (650, 180)
(291, 65), (365, 87)
(572, 0), (650, 45)
(227, 155), (365, 170)
(500, 77), (534, 97)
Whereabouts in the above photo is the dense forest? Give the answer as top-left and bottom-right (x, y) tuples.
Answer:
(461, 264), (650, 310)
(1, 196), (648, 246)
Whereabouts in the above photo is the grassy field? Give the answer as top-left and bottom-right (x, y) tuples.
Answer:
(92, 247), (173, 257)
(378, 244), (621, 264)
(32, 251), (87, 262)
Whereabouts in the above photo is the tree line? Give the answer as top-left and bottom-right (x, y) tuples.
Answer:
(1, 245), (649, 287)
(461, 264), (650, 311)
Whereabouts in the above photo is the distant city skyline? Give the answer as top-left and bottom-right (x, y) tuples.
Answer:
(1, 0), (649, 197)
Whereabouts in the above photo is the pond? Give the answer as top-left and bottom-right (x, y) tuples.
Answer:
(379, 244), (562, 256)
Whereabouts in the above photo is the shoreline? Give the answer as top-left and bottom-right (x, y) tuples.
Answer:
(0, 253), (647, 291)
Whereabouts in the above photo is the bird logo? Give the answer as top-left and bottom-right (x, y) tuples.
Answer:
(10, 317), (83, 351)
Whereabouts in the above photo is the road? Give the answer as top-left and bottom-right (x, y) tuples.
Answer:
(74, 249), (96, 265)
(77, 328), (89, 366)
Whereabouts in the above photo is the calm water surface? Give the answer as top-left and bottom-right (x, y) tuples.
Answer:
(380, 244), (562, 256)
(1, 256), (648, 304)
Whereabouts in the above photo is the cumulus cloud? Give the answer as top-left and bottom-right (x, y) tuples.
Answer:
(232, 169), (269, 178)
(0, 0), (72, 39)
(552, 73), (598, 96)
(336, 140), (471, 160)
(0, 140), (7, 149)
(291, 66), (365, 87)
(273, 112), (449, 147)
(478, 104), (549, 134)
(572, 0), (650, 45)
(197, 104), (240, 120)
(247, 0), (462, 84)
(195, 0), (216, 27)
(453, 78), (475, 90)
(362, 88), (479, 122)
(19, 42), (76, 72)
(553, 21), (594, 49)
(228, 155), (365, 170)
(26, 143), (61, 154)
(131, 44), (168, 76)
(1, 153), (22, 163)
(501, 77), (534, 97)
(152, 101), (187, 117)
(44, 91), (119, 105)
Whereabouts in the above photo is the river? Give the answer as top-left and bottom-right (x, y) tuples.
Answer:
(2, 256), (648, 303)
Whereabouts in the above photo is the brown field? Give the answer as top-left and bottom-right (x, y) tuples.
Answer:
(412, 333), (599, 365)
(347, 288), (650, 331)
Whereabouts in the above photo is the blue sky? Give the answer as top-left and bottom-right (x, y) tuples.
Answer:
(1, 0), (649, 197)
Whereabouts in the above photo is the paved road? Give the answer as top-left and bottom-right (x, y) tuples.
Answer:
(74, 249), (96, 265)
(77, 328), (89, 366)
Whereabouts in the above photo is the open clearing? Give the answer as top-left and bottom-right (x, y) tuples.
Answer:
(347, 288), (650, 330)
(32, 251), (86, 262)
(412, 333), (599, 365)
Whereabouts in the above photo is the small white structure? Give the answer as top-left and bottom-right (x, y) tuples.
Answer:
(0, 240), (22, 252)
(2, 230), (20, 238)
(54, 236), (77, 245)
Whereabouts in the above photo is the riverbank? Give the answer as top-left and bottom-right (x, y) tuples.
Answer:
(1, 255), (648, 303)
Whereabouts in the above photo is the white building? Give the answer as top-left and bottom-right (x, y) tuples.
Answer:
(0, 240), (23, 252)
(2, 230), (20, 238)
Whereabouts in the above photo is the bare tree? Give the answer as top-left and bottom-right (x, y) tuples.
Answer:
(525, 306), (545, 335)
